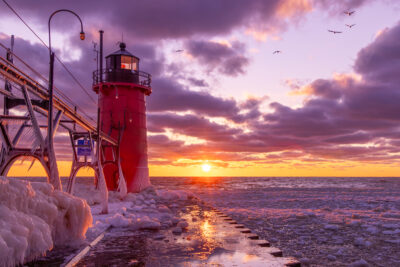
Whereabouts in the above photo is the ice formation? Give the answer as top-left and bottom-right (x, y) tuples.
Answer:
(97, 163), (109, 214)
(0, 177), (92, 267)
(76, 181), (196, 238)
(117, 160), (128, 199)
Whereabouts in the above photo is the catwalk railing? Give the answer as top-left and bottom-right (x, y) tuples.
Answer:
(0, 54), (117, 146)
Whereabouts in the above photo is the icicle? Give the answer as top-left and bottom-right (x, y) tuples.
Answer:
(90, 140), (96, 164)
(118, 159), (127, 199)
(97, 162), (109, 214)
(27, 159), (35, 171)
(48, 146), (61, 190)
(117, 127), (127, 198)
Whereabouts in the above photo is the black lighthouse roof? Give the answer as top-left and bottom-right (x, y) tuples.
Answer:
(106, 42), (138, 60)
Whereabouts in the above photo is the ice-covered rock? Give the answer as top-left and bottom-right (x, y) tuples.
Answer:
(177, 220), (189, 229)
(365, 226), (379, 234)
(136, 216), (161, 230)
(105, 213), (132, 227)
(349, 259), (369, 267)
(324, 224), (339, 231)
(171, 217), (180, 225)
(354, 237), (369, 247)
(0, 177), (92, 267)
(335, 248), (346, 256)
(157, 205), (170, 213)
(124, 193), (136, 202)
(382, 229), (400, 235)
(349, 220), (361, 226)
(153, 233), (166, 240)
(327, 254), (337, 261)
(139, 220), (161, 230)
(157, 189), (194, 201)
(384, 239), (400, 244)
(172, 227), (182, 234)
(381, 212), (400, 219)
(381, 223), (398, 229)
(300, 258), (311, 265)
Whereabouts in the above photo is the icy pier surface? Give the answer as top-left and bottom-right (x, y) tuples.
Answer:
(76, 200), (299, 266)
(22, 178), (297, 266)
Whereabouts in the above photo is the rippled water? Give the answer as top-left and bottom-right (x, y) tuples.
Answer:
(151, 176), (400, 190)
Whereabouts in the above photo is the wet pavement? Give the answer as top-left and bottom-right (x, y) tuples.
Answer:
(75, 203), (300, 267)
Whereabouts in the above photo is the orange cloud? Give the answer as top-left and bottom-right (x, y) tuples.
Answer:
(277, 0), (313, 19)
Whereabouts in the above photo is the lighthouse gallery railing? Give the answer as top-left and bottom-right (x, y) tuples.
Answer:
(92, 69), (151, 88)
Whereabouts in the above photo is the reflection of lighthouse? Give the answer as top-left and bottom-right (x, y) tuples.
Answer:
(93, 41), (152, 193)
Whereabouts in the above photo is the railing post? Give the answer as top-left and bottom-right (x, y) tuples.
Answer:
(99, 30), (104, 83)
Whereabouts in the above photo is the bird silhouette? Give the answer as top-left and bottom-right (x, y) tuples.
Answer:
(273, 50), (282, 54)
(345, 24), (356, 28)
(328, 30), (342, 34)
(344, 11), (355, 16)
(175, 49), (184, 53)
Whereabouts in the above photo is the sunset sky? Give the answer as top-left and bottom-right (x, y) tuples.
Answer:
(1, 0), (400, 177)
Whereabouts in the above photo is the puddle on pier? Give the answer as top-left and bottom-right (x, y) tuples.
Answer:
(75, 204), (298, 266)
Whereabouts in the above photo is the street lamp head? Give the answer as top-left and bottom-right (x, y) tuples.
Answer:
(80, 31), (85, 40)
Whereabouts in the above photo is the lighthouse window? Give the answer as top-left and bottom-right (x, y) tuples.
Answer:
(121, 56), (133, 70)
(132, 58), (138, 71)
(106, 57), (112, 69)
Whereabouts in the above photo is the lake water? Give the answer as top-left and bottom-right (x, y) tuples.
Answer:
(152, 177), (400, 266)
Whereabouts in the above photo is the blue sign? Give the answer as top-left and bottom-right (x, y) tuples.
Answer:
(77, 140), (92, 156)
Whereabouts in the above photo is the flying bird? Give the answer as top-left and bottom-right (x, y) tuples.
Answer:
(328, 30), (342, 34)
(345, 24), (356, 28)
(273, 50), (282, 54)
(175, 49), (184, 53)
(344, 11), (355, 16)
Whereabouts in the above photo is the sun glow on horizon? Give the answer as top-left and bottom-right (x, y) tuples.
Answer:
(201, 164), (212, 173)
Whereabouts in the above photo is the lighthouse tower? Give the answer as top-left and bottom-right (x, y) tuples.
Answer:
(93, 42), (152, 193)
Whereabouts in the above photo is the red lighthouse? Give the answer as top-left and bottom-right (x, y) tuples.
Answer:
(93, 41), (152, 193)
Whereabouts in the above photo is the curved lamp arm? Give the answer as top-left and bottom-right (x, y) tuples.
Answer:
(48, 9), (85, 56)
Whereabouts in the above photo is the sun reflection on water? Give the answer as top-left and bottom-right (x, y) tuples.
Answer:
(201, 220), (214, 241)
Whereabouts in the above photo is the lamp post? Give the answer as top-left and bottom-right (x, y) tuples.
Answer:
(48, 9), (85, 189)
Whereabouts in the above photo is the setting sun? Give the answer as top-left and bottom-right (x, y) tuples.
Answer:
(202, 164), (211, 172)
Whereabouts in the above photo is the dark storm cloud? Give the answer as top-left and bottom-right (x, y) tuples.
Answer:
(185, 40), (249, 76)
(0, 0), (307, 40)
(354, 25), (400, 84)
(148, 76), (264, 123)
(147, 77), (240, 120)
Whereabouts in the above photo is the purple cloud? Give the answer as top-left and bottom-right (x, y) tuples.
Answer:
(185, 40), (249, 76)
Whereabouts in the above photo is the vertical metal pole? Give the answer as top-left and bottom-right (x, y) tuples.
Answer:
(10, 35), (14, 61)
(99, 30), (104, 83)
(73, 106), (77, 131)
(4, 35), (14, 132)
(48, 52), (54, 150)
(46, 52), (61, 190)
